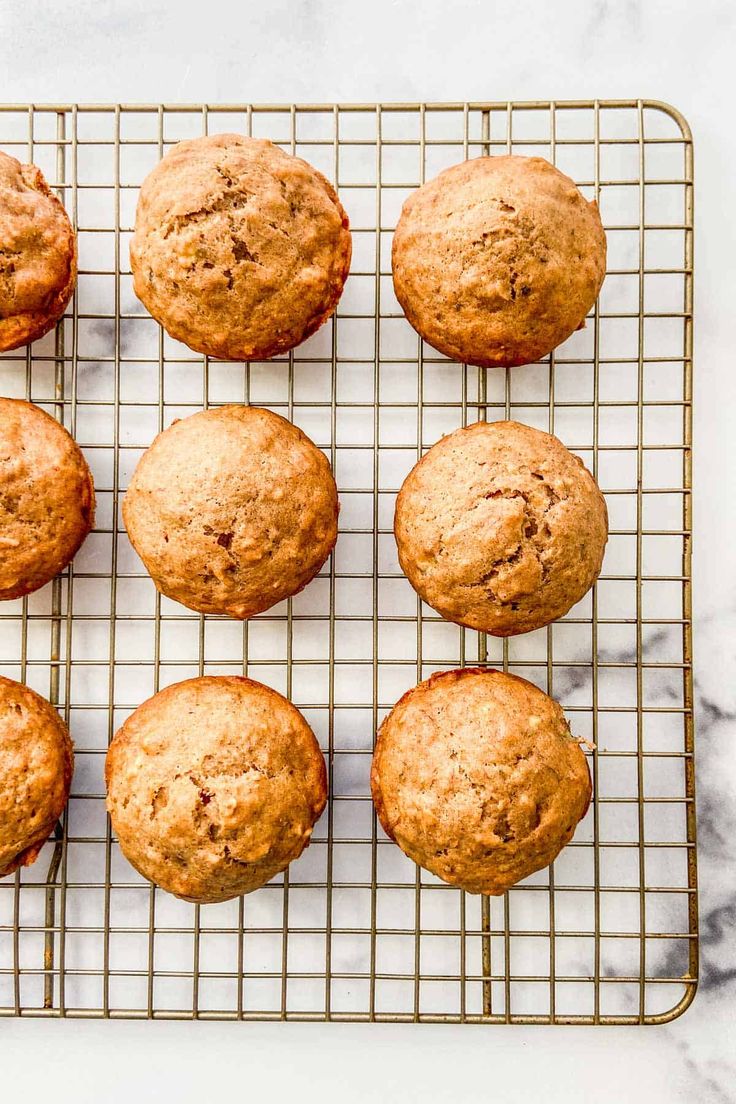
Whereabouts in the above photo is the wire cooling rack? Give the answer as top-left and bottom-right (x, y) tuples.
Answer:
(0, 101), (695, 1024)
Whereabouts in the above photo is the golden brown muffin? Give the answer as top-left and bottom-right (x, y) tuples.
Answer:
(371, 668), (591, 895)
(395, 420), (607, 636)
(0, 150), (77, 352)
(123, 404), (338, 618)
(106, 676), (327, 903)
(392, 155), (606, 368)
(0, 398), (95, 601)
(130, 133), (351, 361)
(0, 676), (73, 878)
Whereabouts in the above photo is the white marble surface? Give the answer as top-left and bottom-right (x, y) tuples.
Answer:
(0, 0), (734, 1100)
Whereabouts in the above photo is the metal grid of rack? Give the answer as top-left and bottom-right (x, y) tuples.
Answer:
(0, 101), (695, 1024)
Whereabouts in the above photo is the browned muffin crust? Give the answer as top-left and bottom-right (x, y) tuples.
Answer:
(394, 420), (608, 636)
(123, 404), (338, 618)
(0, 150), (77, 352)
(0, 676), (74, 878)
(392, 155), (606, 368)
(106, 676), (328, 903)
(130, 133), (352, 361)
(371, 668), (591, 895)
(0, 398), (95, 601)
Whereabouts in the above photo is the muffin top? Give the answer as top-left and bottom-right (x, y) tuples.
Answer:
(106, 676), (327, 903)
(130, 133), (351, 361)
(394, 420), (608, 636)
(123, 404), (338, 618)
(392, 155), (606, 368)
(0, 398), (95, 601)
(0, 676), (74, 878)
(371, 668), (591, 895)
(0, 150), (77, 352)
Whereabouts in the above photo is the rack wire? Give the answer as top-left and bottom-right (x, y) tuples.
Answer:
(0, 101), (695, 1024)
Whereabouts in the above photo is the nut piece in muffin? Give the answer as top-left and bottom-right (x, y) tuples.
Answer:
(123, 404), (338, 618)
(392, 155), (606, 368)
(130, 133), (351, 361)
(394, 420), (607, 636)
(371, 668), (591, 895)
(0, 676), (74, 878)
(0, 398), (95, 601)
(0, 149), (77, 352)
(106, 676), (327, 903)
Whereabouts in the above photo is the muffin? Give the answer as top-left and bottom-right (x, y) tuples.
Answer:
(123, 404), (338, 618)
(0, 398), (95, 601)
(0, 149), (77, 352)
(394, 420), (607, 636)
(392, 155), (606, 368)
(371, 668), (591, 895)
(0, 676), (74, 878)
(106, 676), (327, 903)
(130, 133), (351, 361)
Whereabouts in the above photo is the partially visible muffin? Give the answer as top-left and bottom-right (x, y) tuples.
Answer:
(123, 404), (338, 618)
(0, 150), (77, 352)
(392, 155), (606, 368)
(130, 133), (351, 361)
(394, 420), (608, 636)
(106, 676), (328, 903)
(371, 668), (591, 895)
(0, 676), (74, 878)
(0, 398), (95, 601)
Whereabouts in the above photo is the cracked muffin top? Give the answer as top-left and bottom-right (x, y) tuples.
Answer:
(394, 420), (607, 636)
(0, 398), (95, 601)
(106, 676), (327, 903)
(130, 133), (351, 361)
(392, 155), (606, 368)
(371, 667), (591, 895)
(123, 404), (338, 618)
(0, 676), (74, 879)
(0, 149), (77, 352)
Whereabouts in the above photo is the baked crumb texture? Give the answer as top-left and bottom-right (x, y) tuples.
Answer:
(392, 155), (606, 368)
(130, 133), (352, 361)
(0, 398), (95, 601)
(0, 676), (74, 878)
(106, 676), (328, 903)
(395, 419), (608, 636)
(123, 404), (338, 618)
(371, 667), (591, 895)
(0, 150), (77, 352)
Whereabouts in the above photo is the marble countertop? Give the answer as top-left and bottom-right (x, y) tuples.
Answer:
(0, 0), (734, 1100)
